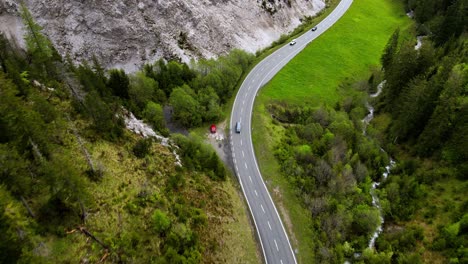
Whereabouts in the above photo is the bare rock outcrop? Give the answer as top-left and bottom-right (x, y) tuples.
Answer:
(0, 0), (325, 72)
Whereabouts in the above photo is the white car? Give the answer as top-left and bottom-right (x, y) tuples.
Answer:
(289, 39), (297, 45)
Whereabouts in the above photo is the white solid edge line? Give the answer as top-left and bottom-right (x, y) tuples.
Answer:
(229, 1), (353, 263)
(230, 142), (269, 264)
(229, 58), (273, 264)
(245, 0), (353, 263)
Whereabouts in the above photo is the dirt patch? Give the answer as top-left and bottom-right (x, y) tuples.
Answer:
(206, 119), (234, 172)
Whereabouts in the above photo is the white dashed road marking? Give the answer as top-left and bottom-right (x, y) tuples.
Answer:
(268, 221), (272, 230)
(249, 176), (253, 183)
(274, 239), (279, 251)
(261, 204), (265, 213)
(255, 190), (258, 196)
(242, 151), (245, 157)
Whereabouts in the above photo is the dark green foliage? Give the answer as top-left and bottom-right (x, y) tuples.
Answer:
(197, 87), (223, 121)
(433, 0), (467, 46)
(381, 28), (400, 70)
(0, 73), (51, 157)
(146, 59), (195, 98)
(71, 61), (125, 141)
(83, 90), (124, 141)
(133, 138), (153, 158)
(0, 185), (41, 263)
(351, 204), (381, 236)
(140, 50), (253, 128)
(0, 70), (89, 261)
(377, 20), (466, 170)
(170, 85), (202, 128)
(0, 34), (30, 96)
(271, 102), (388, 262)
(107, 69), (130, 99)
(143, 101), (168, 135)
(0, 145), (32, 197)
(75, 62), (109, 97)
(191, 49), (254, 103)
(376, 225), (424, 254)
(370, 3), (467, 262)
(407, 0), (466, 45)
(152, 209), (171, 234)
(128, 72), (159, 113)
(432, 215), (468, 261)
(172, 134), (226, 180)
(417, 64), (467, 156)
(20, 3), (60, 79)
(382, 173), (424, 221)
(381, 41), (426, 112)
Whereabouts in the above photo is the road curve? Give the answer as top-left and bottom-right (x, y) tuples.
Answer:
(229, 0), (353, 263)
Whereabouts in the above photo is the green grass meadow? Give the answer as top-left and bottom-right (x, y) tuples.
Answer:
(252, 0), (413, 262)
(260, 0), (412, 106)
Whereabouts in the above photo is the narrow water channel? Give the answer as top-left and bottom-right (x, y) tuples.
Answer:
(362, 80), (396, 249)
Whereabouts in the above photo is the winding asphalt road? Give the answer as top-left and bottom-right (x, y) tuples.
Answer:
(229, 0), (353, 263)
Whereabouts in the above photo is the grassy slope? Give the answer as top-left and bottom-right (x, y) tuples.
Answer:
(251, 0), (412, 263)
(34, 117), (259, 262)
(414, 178), (466, 263)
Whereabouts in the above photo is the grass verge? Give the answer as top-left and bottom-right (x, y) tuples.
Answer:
(252, 0), (412, 263)
(214, 179), (262, 263)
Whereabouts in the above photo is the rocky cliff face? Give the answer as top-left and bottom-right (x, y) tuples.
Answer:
(0, 0), (325, 71)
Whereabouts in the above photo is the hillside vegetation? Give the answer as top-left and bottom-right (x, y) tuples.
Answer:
(373, 0), (467, 262)
(0, 5), (259, 263)
(252, 0), (413, 262)
(253, 0), (466, 263)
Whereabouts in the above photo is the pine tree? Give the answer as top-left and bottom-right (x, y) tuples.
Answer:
(380, 28), (400, 70)
(19, 3), (55, 77)
(107, 69), (130, 99)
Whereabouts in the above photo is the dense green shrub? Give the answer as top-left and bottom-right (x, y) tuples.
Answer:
(133, 138), (153, 158)
(152, 209), (171, 234)
(172, 134), (226, 180)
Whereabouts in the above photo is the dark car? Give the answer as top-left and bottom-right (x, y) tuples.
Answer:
(235, 122), (241, 133)
(311, 26), (318, 31)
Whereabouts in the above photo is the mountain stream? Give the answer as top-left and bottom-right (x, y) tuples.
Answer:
(362, 80), (396, 249)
